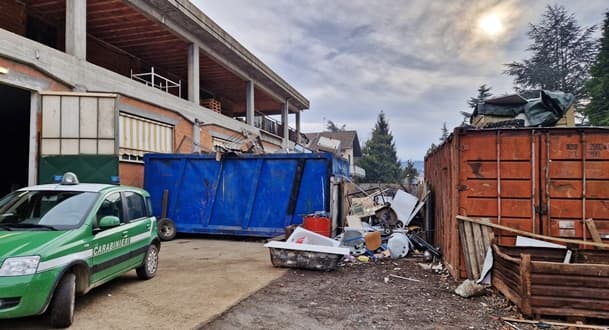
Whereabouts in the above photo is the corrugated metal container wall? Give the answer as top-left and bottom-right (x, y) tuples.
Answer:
(144, 153), (349, 237)
(424, 134), (460, 277)
(425, 127), (609, 279)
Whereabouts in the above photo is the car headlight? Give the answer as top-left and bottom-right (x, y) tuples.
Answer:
(0, 256), (40, 276)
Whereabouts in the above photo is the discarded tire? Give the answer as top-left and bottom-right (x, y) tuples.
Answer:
(157, 218), (176, 241)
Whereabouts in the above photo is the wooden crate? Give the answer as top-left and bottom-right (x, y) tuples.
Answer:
(492, 244), (609, 319)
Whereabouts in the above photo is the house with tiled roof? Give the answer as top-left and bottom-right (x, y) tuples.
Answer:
(305, 130), (365, 177)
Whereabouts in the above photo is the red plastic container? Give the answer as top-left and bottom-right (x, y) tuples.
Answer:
(303, 215), (331, 237)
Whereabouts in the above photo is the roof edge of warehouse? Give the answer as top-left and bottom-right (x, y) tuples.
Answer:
(139, 0), (310, 111)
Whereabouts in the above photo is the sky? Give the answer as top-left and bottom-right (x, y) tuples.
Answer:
(192, 0), (607, 161)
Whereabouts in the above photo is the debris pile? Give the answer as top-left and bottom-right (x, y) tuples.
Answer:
(265, 184), (441, 271)
(468, 90), (575, 129)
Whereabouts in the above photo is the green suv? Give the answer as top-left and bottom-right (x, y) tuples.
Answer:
(0, 173), (160, 328)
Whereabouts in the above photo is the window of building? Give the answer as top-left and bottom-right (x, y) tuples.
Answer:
(119, 113), (173, 163)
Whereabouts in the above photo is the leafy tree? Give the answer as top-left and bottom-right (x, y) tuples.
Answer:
(504, 5), (597, 112)
(326, 120), (346, 132)
(467, 84), (493, 108)
(585, 11), (609, 125)
(440, 122), (449, 142)
(359, 111), (402, 183)
(403, 160), (419, 185)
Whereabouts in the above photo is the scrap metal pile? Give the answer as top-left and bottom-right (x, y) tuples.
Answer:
(265, 184), (440, 271)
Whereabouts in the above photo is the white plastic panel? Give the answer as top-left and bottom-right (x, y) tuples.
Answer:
(60, 96), (79, 138)
(41, 96), (60, 138)
(79, 97), (98, 138)
(41, 93), (116, 156)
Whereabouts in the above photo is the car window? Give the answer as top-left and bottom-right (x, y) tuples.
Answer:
(95, 192), (124, 226)
(0, 191), (98, 230)
(124, 191), (147, 222)
(146, 197), (154, 217)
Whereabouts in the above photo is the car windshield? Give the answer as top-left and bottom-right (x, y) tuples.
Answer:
(0, 190), (99, 231)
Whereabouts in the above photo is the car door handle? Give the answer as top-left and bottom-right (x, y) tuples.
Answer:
(122, 230), (129, 236)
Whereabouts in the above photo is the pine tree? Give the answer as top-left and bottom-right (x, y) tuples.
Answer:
(326, 120), (346, 132)
(440, 122), (449, 142)
(585, 11), (609, 125)
(467, 84), (493, 108)
(359, 111), (402, 183)
(403, 160), (419, 185)
(504, 5), (597, 112)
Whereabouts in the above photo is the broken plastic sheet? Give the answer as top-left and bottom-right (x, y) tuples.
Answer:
(473, 90), (575, 127)
(524, 90), (575, 126)
(477, 248), (493, 285)
(390, 190), (418, 226)
(515, 236), (566, 249)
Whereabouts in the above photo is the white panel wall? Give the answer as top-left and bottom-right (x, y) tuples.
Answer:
(40, 93), (117, 155)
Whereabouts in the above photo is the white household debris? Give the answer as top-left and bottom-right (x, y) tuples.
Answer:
(340, 228), (367, 256)
(265, 227), (350, 271)
(390, 190), (418, 226)
(389, 190), (431, 227)
(387, 233), (411, 259)
(265, 227), (348, 255)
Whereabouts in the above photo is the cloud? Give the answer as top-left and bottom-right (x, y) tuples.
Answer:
(193, 0), (605, 160)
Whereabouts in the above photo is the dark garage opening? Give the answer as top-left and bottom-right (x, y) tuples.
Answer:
(0, 85), (31, 197)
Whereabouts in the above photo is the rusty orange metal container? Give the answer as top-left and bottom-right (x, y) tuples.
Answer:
(425, 127), (609, 279)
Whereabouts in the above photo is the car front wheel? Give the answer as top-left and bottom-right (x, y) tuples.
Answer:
(136, 244), (159, 280)
(50, 272), (76, 328)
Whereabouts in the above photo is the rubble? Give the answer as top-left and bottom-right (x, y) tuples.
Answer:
(454, 280), (489, 298)
(265, 184), (441, 275)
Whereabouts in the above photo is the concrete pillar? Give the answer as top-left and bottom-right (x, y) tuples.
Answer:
(192, 119), (201, 153)
(295, 111), (301, 145)
(65, 0), (87, 60)
(28, 93), (39, 186)
(188, 43), (200, 104)
(246, 80), (255, 125)
(282, 100), (290, 149)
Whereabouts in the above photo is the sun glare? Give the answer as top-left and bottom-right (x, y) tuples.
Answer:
(478, 14), (504, 37)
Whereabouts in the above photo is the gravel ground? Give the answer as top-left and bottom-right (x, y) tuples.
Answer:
(202, 254), (530, 330)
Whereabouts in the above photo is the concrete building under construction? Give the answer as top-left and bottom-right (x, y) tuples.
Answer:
(0, 0), (309, 194)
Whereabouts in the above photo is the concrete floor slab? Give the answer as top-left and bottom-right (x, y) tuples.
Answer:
(4, 238), (285, 329)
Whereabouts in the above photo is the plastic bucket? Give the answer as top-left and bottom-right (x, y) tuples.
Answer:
(303, 215), (331, 237)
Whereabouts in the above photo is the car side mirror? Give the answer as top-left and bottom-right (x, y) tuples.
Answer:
(99, 216), (120, 229)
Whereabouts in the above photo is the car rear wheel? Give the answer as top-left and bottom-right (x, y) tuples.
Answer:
(50, 273), (76, 328)
(157, 218), (176, 241)
(136, 244), (159, 280)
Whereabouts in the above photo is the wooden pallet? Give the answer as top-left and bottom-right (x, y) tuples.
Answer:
(458, 217), (494, 280)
